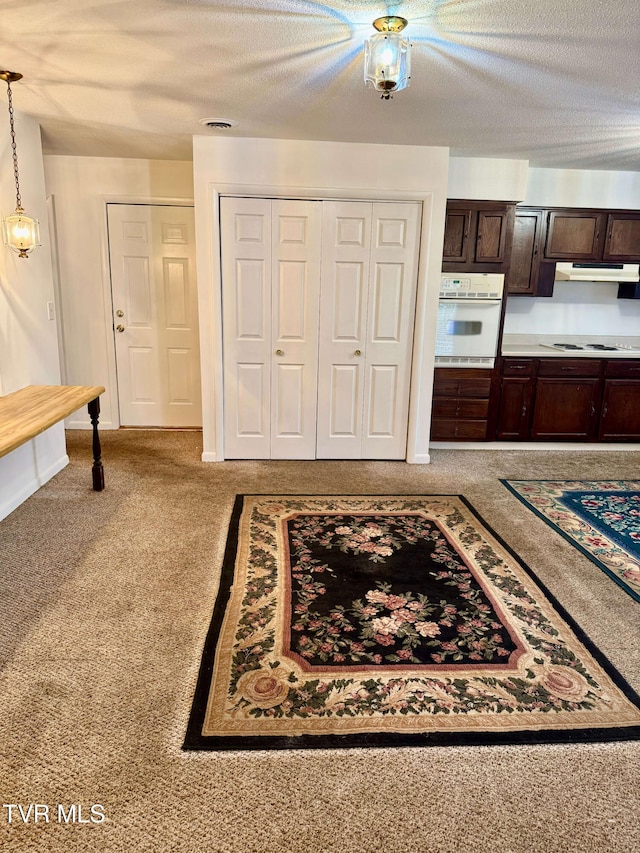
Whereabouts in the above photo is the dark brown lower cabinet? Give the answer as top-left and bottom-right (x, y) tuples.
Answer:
(496, 357), (640, 442)
(598, 361), (640, 439)
(599, 381), (640, 439)
(431, 368), (494, 440)
(530, 377), (601, 440)
(495, 378), (534, 439)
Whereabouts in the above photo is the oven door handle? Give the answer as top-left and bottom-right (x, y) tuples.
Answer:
(438, 298), (503, 304)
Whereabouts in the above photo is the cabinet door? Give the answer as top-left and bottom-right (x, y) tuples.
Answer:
(599, 380), (640, 440)
(603, 214), (640, 261)
(530, 378), (601, 439)
(443, 207), (473, 263)
(507, 210), (543, 294)
(544, 210), (605, 260)
(496, 378), (534, 439)
(475, 210), (508, 263)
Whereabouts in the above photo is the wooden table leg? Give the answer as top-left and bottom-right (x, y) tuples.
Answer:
(88, 397), (105, 491)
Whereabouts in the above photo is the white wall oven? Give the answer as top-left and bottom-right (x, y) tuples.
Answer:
(435, 273), (504, 368)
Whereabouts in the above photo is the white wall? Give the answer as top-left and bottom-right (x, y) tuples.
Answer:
(504, 280), (640, 337)
(43, 156), (194, 427)
(447, 157), (529, 201)
(525, 168), (640, 209)
(0, 112), (66, 521)
(192, 135), (450, 464)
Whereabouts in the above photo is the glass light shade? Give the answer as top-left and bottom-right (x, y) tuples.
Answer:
(2, 208), (40, 258)
(364, 32), (411, 98)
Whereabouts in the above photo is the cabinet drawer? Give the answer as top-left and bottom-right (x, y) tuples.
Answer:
(431, 419), (488, 440)
(538, 358), (601, 377)
(502, 359), (534, 376)
(432, 398), (490, 419)
(433, 377), (493, 397)
(605, 359), (640, 378)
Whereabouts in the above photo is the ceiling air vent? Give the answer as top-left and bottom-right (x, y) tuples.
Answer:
(199, 118), (238, 130)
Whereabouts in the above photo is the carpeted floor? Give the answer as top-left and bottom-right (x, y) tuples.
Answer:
(1, 431), (639, 852)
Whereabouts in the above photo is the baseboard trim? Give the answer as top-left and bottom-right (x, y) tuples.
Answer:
(407, 452), (431, 464)
(429, 441), (640, 451)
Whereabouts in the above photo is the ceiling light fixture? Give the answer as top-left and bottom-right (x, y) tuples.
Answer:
(1, 70), (40, 259)
(364, 16), (411, 100)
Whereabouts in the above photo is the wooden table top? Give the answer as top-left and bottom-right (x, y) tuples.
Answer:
(0, 384), (105, 458)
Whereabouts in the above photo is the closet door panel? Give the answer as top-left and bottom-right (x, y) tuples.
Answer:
(270, 200), (322, 459)
(221, 197), (272, 458)
(317, 201), (372, 458)
(362, 203), (421, 459)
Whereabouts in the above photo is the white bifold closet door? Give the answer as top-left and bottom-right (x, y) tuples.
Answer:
(221, 196), (322, 459)
(316, 201), (421, 459)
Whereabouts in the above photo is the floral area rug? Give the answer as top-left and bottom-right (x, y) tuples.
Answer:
(184, 495), (640, 750)
(502, 481), (640, 603)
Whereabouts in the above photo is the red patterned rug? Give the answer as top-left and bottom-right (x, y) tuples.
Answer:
(184, 495), (640, 750)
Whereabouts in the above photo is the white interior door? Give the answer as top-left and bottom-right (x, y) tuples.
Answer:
(221, 197), (322, 459)
(316, 201), (421, 459)
(108, 204), (201, 427)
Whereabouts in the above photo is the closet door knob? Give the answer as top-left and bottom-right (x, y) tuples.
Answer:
(275, 349), (284, 356)
(116, 324), (125, 333)
(354, 349), (362, 357)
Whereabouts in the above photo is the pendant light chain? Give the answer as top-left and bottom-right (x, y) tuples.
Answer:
(6, 80), (22, 211)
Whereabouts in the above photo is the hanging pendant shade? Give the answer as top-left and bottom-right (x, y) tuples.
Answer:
(1, 70), (40, 259)
(2, 208), (40, 258)
(364, 16), (411, 99)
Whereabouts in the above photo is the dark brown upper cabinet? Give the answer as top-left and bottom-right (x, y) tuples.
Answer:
(442, 201), (515, 272)
(506, 208), (554, 296)
(442, 206), (473, 263)
(543, 209), (606, 260)
(603, 213), (640, 261)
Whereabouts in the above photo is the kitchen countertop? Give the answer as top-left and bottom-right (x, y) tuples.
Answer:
(501, 334), (640, 358)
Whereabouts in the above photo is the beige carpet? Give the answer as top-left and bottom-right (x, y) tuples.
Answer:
(1, 431), (639, 852)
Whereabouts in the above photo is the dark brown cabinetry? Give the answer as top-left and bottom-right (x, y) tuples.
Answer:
(603, 214), (640, 261)
(599, 361), (640, 440)
(496, 357), (640, 442)
(435, 359), (640, 443)
(505, 206), (640, 296)
(495, 360), (535, 439)
(431, 369), (494, 440)
(442, 201), (515, 272)
(531, 360), (601, 440)
(506, 208), (555, 296)
(544, 210), (606, 260)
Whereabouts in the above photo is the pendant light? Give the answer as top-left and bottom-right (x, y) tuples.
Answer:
(364, 16), (411, 100)
(1, 70), (40, 259)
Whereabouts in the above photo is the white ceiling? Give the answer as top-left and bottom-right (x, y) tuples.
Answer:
(2, 0), (640, 170)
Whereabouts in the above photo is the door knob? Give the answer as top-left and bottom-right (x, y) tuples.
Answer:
(275, 349), (284, 356)
(116, 324), (125, 333)
(354, 349), (362, 356)
(116, 309), (124, 318)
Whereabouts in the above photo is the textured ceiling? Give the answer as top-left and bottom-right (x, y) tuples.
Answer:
(1, 0), (639, 169)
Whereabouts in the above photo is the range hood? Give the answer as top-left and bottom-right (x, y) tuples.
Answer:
(555, 262), (640, 282)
